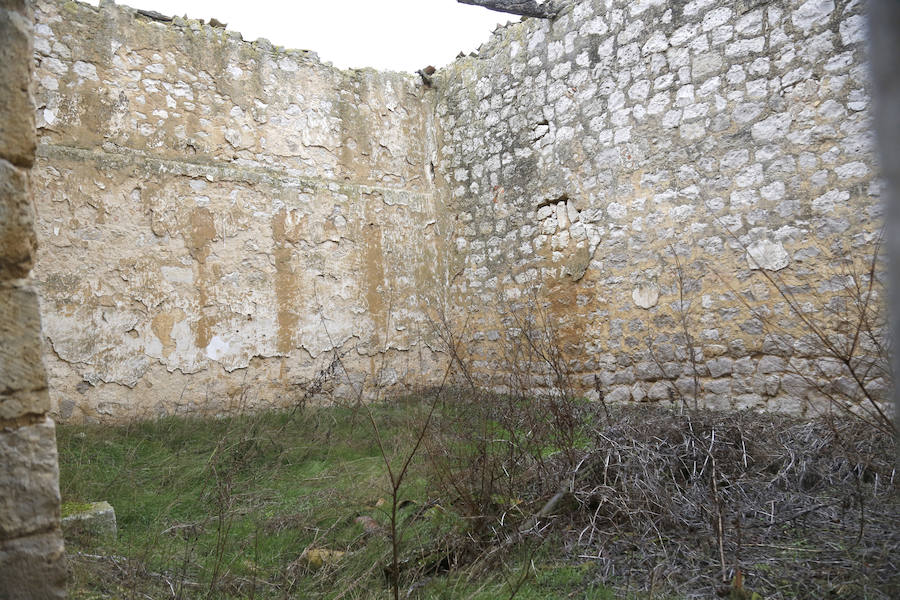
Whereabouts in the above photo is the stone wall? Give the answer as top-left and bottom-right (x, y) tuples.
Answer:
(0, 0), (67, 596)
(29, 0), (887, 422)
(31, 0), (447, 421)
(434, 0), (886, 412)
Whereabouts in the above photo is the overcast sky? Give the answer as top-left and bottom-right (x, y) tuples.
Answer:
(101, 0), (517, 72)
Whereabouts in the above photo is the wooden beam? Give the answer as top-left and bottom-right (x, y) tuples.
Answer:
(456, 0), (559, 19)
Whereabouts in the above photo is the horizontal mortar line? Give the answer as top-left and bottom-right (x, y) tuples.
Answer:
(36, 143), (434, 200)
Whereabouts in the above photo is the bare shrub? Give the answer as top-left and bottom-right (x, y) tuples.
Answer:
(423, 296), (601, 546)
(712, 234), (894, 437)
(569, 408), (898, 599)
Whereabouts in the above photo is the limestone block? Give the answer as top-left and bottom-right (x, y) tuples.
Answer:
(631, 383), (646, 402)
(0, 2), (35, 167)
(746, 239), (790, 271)
(706, 357), (734, 378)
(0, 531), (66, 600)
(632, 284), (659, 309)
(734, 393), (764, 410)
(605, 385), (631, 403)
(647, 381), (671, 401)
(0, 159), (36, 280)
(0, 417), (61, 540)
(791, 0), (835, 33)
(62, 500), (117, 541)
(0, 285), (50, 419)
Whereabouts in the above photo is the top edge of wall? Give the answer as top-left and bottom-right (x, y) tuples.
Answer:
(51, 0), (422, 80)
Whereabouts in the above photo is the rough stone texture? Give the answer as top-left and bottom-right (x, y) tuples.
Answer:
(31, 0), (447, 421)
(61, 500), (117, 541)
(0, 531), (67, 600)
(0, 418), (61, 539)
(28, 0), (886, 421)
(0, 159), (38, 279)
(0, 0), (37, 167)
(433, 0), (884, 413)
(0, 1), (67, 597)
(0, 286), (51, 418)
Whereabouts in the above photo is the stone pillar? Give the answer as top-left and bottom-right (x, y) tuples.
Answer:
(0, 0), (67, 596)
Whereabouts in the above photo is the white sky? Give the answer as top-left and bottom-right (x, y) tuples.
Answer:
(101, 0), (518, 72)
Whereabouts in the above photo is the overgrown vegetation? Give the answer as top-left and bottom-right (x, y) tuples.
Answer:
(59, 400), (598, 599)
(59, 251), (897, 599)
(59, 393), (897, 599)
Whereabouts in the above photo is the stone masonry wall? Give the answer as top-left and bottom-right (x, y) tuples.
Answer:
(0, 0), (67, 596)
(434, 0), (886, 412)
(31, 0), (447, 421)
(30, 0), (887, 422)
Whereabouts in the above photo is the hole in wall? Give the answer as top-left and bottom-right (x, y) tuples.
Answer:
(535, 193), (569, 211)
(531, 120), (550, 142)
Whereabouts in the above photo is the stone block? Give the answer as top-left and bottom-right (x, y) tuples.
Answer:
(647, 381), (671, 401)
(62, 500), (117, 542)
(734, 393), (764, 410)
(0, 285), (50, 418)
(605, 385), (631, 403)
(0, 417), (61, 540)
(0, 3), (36, 167)
(704, 378), (733, 396)
(706, 357), (733, 378)
(0, 531), (66, 600)
(0, 387), (51, 422)
(0, 159), (36, 280)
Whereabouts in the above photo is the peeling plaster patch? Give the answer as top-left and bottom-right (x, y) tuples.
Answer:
(205, 335), (230, 362)
(161, 266), (193, 285)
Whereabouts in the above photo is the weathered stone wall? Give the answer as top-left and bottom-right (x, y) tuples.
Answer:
(434, 0), (886, 412)
(30, 0), (887, 421)
(0, 0), (67, 595)
(31, 0), (447, 421)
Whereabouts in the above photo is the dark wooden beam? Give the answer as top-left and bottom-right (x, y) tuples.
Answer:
(456, 0), (559, 19)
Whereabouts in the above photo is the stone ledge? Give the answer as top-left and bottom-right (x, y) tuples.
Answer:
(37, 143), (435, 205)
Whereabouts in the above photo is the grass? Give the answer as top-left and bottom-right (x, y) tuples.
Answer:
(57, 397), (898, 599)
(58, 400), (605, 599)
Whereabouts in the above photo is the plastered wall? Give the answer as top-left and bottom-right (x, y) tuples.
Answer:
(30, 0), (887, 422)
(31, 0), (448, 421)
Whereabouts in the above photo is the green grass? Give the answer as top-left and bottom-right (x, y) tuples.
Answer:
(58, 401), (613, 599)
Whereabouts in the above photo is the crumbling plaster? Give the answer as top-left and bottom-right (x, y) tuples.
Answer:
(29, 0), (886, 422)
(31, 0), (448, 421)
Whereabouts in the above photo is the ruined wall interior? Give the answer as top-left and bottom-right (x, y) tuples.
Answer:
(31, 0), (447, 421)
(1, 0), (67, 596)
(435, 0), (885, 412)
(28, 0), (886, 422)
